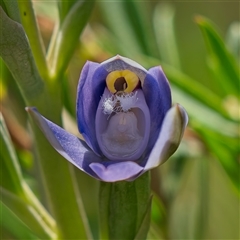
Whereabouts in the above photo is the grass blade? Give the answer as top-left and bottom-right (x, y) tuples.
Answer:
(49, 0), (95, 79)
(195, 16), (239, 96)
(17, 0), (49, 80)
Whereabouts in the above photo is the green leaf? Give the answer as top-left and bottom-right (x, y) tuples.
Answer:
(168, 158), (209, 239)
(2, 0), (21, 23)
(226, 21), (240, 62)
(129, 55), (233, 122)
(0, 202), (38, 239)
(28, 119), (93, 239)
(169, 153), (239, 238)
(161, 64), (232, 121)
(0, 113), (25, 196)
(99, 1), (158, 57)
(1, 187), (57, 239)
(0, 113), (57, 236)
(122, 1), (158, 56)
(193, 122), (240, 193)
(99, 172), (151, 240)
(17, 0), (49, 80)
(195, 16), (239, 96)
(134, 172), (151, 232)
(171, 86), (238, 137)
(48, 0), (95, 78)
(134, 196), (152, 240)
(149, 193), (167, 239)
(0, 7), (44, 100)
(153, 3), (181, 69)
(98, 1), (143, 57)
(57, 0), (79, 24)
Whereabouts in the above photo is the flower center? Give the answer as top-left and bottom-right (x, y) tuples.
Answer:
(106, 70), (139, 93)
(95, 87), (150, 161)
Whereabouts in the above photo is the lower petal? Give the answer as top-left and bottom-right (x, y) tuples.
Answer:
(144, 104), (188, 171)
(26, 107), (103, 180)
(90, 161), (143, 182)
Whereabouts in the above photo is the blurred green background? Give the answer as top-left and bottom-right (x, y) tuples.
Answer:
(1, 0), (239, 239)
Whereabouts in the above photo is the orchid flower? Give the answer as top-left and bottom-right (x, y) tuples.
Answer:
(27, 55), (188, 182)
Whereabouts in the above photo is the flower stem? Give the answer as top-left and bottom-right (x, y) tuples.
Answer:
(99, 172), (151, 240)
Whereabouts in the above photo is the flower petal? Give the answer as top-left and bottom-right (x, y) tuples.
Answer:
(76, 61), (109, 156)
(89, 161), (143, 182)
(143, 104), (188, 171)
(101, 55), (147, 85)
(143, 66), (172, 153)
(26, 107), (103, 180)
(95, 88), (150, 161)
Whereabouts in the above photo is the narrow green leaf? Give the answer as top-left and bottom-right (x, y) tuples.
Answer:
(29, 121), (92, 239)
(226, 21), (240, 62)
(195, 16), (239, 96)
(150, 193), (167, 239)
(0, 113), (25, 196)
(99, 1), (143, 57)
(57, 0), (79, 24)
(171, 86), (238, 137)
(134, 172), (151, 231)
(122, 54), (233, 122)
(1, 187), (57, 239)
(17, 0), (49, 80)
(162, 63), (232, 121)
(0, 113), (57, 235)
(99, 173), (151, 240)
(0, 7), (44, 100)
(123, 1), (158, 56)
(192, 122), (240, 193)
(0, 202), (38, 239)
(49, 0), (95, 78)
(134, 196), (152, 240)
(169, 159), (208, 239)
(153, 3), (181, 69)
(3, 0), (21, 23)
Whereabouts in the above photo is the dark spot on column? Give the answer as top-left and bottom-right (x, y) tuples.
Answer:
(114, 77), (128, 92)
(24, 12), (26, 16)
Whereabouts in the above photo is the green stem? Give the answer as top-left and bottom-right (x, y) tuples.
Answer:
(99, 172), (151, 240)
(17, 0), (49, 80)
(99, 181), (111, 240)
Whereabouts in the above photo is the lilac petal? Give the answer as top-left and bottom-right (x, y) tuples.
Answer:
(26, 107), (104, 180)
(143, 66), (172, 154)
(76, 61), (109, 156)
(95, 88), (150, 161)
(144, 104), (188, 171)
(101, 55), (147, 84)
(90, 161), (143, 182)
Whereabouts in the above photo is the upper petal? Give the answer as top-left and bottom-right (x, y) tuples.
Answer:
(26, 107), (103, 180)
(143, 66), (172, 153)
(143, 104), (188, 171)
(76, 61), (109, 156)
(101, 55), (147, 85)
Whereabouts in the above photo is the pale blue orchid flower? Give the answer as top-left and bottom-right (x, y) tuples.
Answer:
(27, 55), (188, 182)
